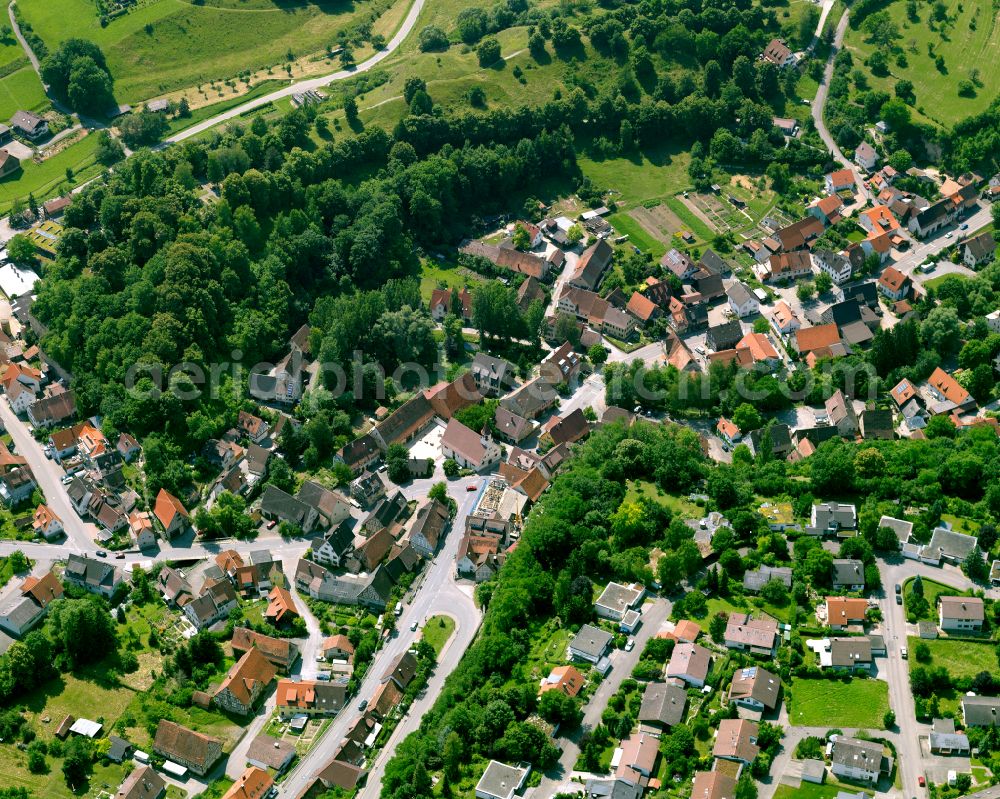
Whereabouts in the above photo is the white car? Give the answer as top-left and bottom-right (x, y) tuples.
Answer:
(625, 638), (635, 652)
(410, 621), (418, 632)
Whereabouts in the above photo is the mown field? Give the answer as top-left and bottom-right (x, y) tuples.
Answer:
(0, 133), (103, 215)
(788, 677), (889, 727)
(19, 0), (404, 102)
(846, 0), (1000, 127)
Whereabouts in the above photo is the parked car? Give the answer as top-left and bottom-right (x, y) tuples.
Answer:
(115, 552), (125, 560)
(410, 621), (418, 632)
(96, 550), (107, 558)
(896, 595), (902, 605)
(466, 484), (477, 491)
(918, 776), (926, 787)
(625, 638), (635, 652)
(901, 647), (908, 659)
(960, 223), (969, 230)
(895, 584), (901, 594)
(358, 699), (368, 711)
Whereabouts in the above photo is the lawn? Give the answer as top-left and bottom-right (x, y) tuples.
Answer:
(624, 480), (702, 519)
(419, 259), (484, 303)
(903, 576), (970, 621)
(19, 0), (409, 103)
(907, 637), (996, 680)
(788, 678), (889, 727)
(773, 779), (857, 799)
(845, 0), (1000, 127)
(523, 623), (572, 678)
(0, 133), (103, 214)
(422, 614), (456, 656)
(924, 273), (971, 291)
(0, 66), (49, 121)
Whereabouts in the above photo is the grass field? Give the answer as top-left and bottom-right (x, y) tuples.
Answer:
(845, 0), (1000, 127)
(903, 576), (970, 620)
(422, 614), (456, 656)
(0, 66), (49, 121)
(419, 259), (484, 303)
(907, 637), (996, 680)
(924, 273), (971, 291)
(623, 480), (702, 518)
(788, 678), (889, 727)
(773, 778), (857, 799)
(19, 0), (405, 103)
(0, 133), (103, 214)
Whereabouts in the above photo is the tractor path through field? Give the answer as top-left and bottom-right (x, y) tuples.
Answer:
(8, 1), (40, 75)
(165, 0), (426, 144)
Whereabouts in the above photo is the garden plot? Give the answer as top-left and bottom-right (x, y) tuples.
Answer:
(628, 202), (686, 245)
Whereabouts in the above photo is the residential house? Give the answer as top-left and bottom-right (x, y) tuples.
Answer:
(0, 572), (63, 637)
(637, 682), (687, 733)
(926, 367), (976, 415)
(568, 240), (614, 291)
(156, 567), (192, 607)
(827, 638), (873, 671)
(939, 596), (984, 632)
(727, 282), (759, 318)
(425, 372), (483, 421)
(594, 582), (645, 622)
(831, 559), (865, 591)
(494, 405), (534, 444)
(220, 767), (273, 799)
(922, 526), (978, 566)
(275, 678), (349, 718)
(774, 217), (824, 251)
(810, 194), (845, 226)
(313, 522), (355, 568)
(810, 502), (857, 534)
(908, 199), (955, 238)
(830, 737), (886, 784)
(475, 761), (531, 799)
(471, 353), (516, 397)
(660, 249), (698, 281)
(626, 292), (660, 325)
(183, 579), (238, 629)
(10, 110), (48, 140)
(724, 613), (778, 657)
(794, 324), (843, 357)
(231, 627), (299, 672)
(153, 488), (189, 540)
(762, 38), (797, 67)
(877, 266), (910, 301)
(826, 597), (869, 630)
(860, 408), (893, 440)
(929, 718), (970, 756)
(963, 232), (996, 268)
(742, 565), (792, 594)
(461, 240), (549, 280)
(265, 587), (298, 626)
(0, 465), (35, 506)
(296, 481), (351, 528)
(362, 491), (407, 534)
(745, 424), (793, 460)
(153, 721), (223, 777)
(441, 419), (501, 472)
(770, 301), (801, 338)
(713, 719), (760, 767)
(858, 205), (899, 236)
(237, 411), (269, 443)
(115, 765), (165, 799)
(404, 498), (449, 559)
(813, 249), (852, 286)
(728, 665), (780, 712)
(350, 470), (386, 508)
(456, 533), (505, 582)
(32, 504), (63, 541)
(855, 142), (878, 171)
(691, 771), (737, 799)
(569, 624), (613, 664)
(64, 554), (122, 598)
(213, 647), (276, 716)
(763, 250), (813, 283)
(706, 320), (743, 352)
(322, 634), (355, 663)
(616, 733), (660, 787)
(429, 287), (473, 322)
(260, 485), (319, 533)
(336, 434), (382, 475)
(117, 433), (141, 462)
(666, 642), (712, 687)
(542, 408), (591, 447)
(962, 695), (1000, 727)
(26, 390), (76, 428)
(826, 169), (856, 195)
(825, 390), (858, 437)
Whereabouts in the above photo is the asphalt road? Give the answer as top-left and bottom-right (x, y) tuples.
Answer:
(535, 598), (671, 796)
(274, 474), (483, 799)
(165, 0), (427, 145)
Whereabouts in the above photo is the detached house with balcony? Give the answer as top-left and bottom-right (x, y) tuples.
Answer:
(939, 596), (984, 632)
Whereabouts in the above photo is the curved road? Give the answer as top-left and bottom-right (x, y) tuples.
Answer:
(7, 1), (40, 75)
(166, 0), (426, 144)
(811, 9), (869, 203)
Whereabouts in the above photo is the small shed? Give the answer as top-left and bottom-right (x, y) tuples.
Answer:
(69, 718), (102, 738)
(106, 735), (133, 763)
(54, 715), (76, 740)
(800, 758), (826, 784)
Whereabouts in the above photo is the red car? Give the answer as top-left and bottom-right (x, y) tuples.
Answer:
(467, 484), (478, 492)
(918, 776), (926, 787)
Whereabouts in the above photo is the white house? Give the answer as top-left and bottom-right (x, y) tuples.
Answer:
(855, 142), (878, 171)
(830, 737), (886, 784)
(939, 596), (984, 632)
(727, 282), (759, 318)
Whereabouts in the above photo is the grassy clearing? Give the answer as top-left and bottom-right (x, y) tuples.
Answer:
(0, 66), (49, 121)
(419, 259), (484, 303)
(624, 480), (702, 519)
(907, 637), (997, 680)
(19, 0), (405, 103)
(845, 0), (1000, 127)
(422, 614), (456, 656)
(0, 133), (103, 214)
(788, 678), (889, 727)
(523, 623), (572, 679)
(923, 273), (971, 291)
(903, 576), (970, 620)
(773, 779), (857, 799)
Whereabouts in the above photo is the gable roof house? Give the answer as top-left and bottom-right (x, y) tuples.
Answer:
(539, 664), (586, 698)
(404, 498), (450, 559)
(213, 647), (276, 716)
(831, 559), (865, 591)
(825, 390), (858, 436)
(706, 320), (744, 352)
(569, 623), (613, 664)
(826, 597), (869, 630)
(763, 250), (814, 283)
(877, 266), (911, 301)
(153, 721), (223, 776)
(638, 681), (687, 732)
(727, 282), (759, 318)
(926, 366), (976, 416)
(724, 613), (778, 656)
(713, 719), (760, 767)
(963, 695), (1000, 727)
(313, 521), (356, 568)
(762, 37), (797, 67)
(568, 240), (614, 291)
(594, 582), (645, 622)
(371, 393), (435, 449)
(64, 553), (123, 598)
(264, 586), (299, 626)
(471, 353), (517, 397)
(231, 627), (299, 672)
(27, 389), (76, 428)
(154, 488), (189, 540)
(260, 485), (319, 533)
(908, 198), (956, 238)
(813, 249), (852, 286)
(275, 677), (349, 718)
(666, 642), (713, 687)
(826, 168), (856, 195)
(728, 665), (780, 712)
(296, 480), (351, 528)
(115, 764), (165, 799)
(441, 418), (501, 472)
(921, 526), (979, 566)
(336, 433), (382, 475)
(860, 408), (894, 440)
(963, 231), (996, 268)
(350, 470), (386, 509)
(742, 565), (792, 593)
(855, 142), (879, 171)
(32, 503), (63, 541)
(939, 596), (984, 632)
(183, 579), (238, 629)
(461, 240), (549, 280)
